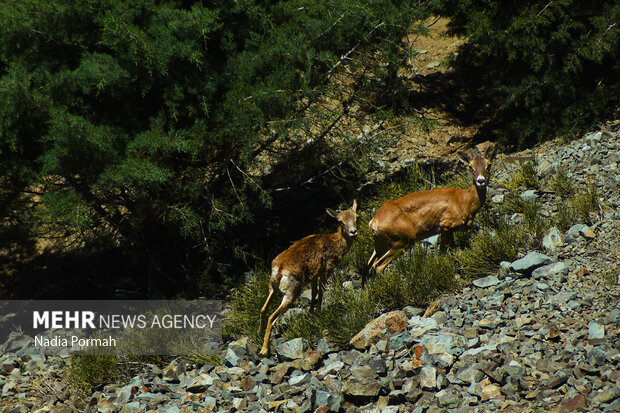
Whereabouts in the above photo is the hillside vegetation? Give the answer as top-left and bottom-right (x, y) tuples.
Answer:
(1, 0), (618, 299)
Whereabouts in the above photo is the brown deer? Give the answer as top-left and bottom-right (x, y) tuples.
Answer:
(365, 146), (496, 282)
(259, 200), (358, 356)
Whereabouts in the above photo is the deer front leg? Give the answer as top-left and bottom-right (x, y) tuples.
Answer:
(317, 280), (324, 311)
(440, 230), (454, 252)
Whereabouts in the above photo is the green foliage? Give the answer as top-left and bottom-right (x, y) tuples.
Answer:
(551, 184), (599, 231)
(600, 271), (618, 286)
(223, 263), (272, 345)
(550, 170), (575, 197)
(435, 0), (620, 148)
(114, 311), (219, 363)
(572, 185), (599, 225)
(279, 275), (378, 347)
(455, 222), (527, 279)
(500, 161), (540, 190)
(69, 354), (118, 395)
(370, 246), (457, 308)
(0, 0), (436, 295)
(553, 202), (576, 233)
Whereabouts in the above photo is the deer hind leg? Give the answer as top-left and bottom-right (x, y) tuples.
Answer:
(259, 274), (279, 335)
(364, 250), (377, 286)
(374, 247), (404, 273)
(259, 275), (300, 356)
(366, 236), (392, 285)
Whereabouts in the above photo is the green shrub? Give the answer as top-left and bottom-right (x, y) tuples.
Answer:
(501, 161), (540, 190)
(553, 202), (575, 232)
(572, 185), (599, 224)
(69, 354), (118, 395)
(277, 246), (457, 345)
(550, 171), (575, 197)
(601, 272), (618, 286)
(115, 310), (220, 364)
(456, 222), (527, 279)
(375, 246), (458, 308)
(436, 0), (620, 148)
(223, 263), (272, 346)
(279, 275), (378, 346)
(551, 185), (599, 230)
(522, 201), (549, 245)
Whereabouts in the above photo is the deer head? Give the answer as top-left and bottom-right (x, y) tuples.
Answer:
(326, 199), (358, 238)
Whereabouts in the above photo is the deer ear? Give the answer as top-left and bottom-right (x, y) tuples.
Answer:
(457, 151), (470, 165)
(486, 145), (498, 161)
(326, 208), (338, 219)
(351, 199), (357, 213)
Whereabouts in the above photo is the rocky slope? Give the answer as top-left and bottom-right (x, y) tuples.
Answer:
(1, 126), (619, 412)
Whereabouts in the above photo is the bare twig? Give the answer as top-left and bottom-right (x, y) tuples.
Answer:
(537, 1), (553, 16)
(325, 22), (385, 81)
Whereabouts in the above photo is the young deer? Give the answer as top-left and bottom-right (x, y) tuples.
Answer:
(365, 147), (496, 282)
(258, 200), (358, 356)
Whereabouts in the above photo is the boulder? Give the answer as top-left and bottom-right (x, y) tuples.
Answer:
(350, 310), (408, 350)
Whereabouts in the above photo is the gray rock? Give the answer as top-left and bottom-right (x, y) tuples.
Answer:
(420, 366), (437, 390)
(288, 372), (309, 386)
(127, 402), (146, 411)
(549, 290), (577, 308)
(566, 224), (593, 243)
(588, 322), (605, 342)
(315, 389), (342, 411)
(510, 252), (554, 274)
(486, 292), (505, 309)
(203, 396), (217, 409)
(435, 388), (463, 407)
(419, 333), (467, 355)
(520, 190), (538, 202)
(473, 275), (500, 288)
(542, 227), (564, 251)
(275, 337), (308, 360)
(186, 374), (214, 393)
(456, 366), (485, 384)
(499, 261), (512, 277)
(224, 339), (247, 367)
(585, 131), (602, 142)
(408, 316), (439, 337)
(532, 261), (570, 278)
(422, 234), (439, 247)
(461, 344), (497, 357)
(115, 385), (134, 403)
(316, 337), (337, 354)
(503, 360), (525, 378)
(342, 377), (382, 399)
(317, 360), (344, 377)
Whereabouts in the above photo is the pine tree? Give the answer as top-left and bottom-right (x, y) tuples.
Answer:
(1, 0), (433, 296)
(434, 0), (620, 147)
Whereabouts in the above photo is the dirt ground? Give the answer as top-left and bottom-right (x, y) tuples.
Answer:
(392, 18), (484, 161)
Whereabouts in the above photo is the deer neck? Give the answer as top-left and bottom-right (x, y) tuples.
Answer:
(336, 226), (356, 250)
(466, 184), (487, 214)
